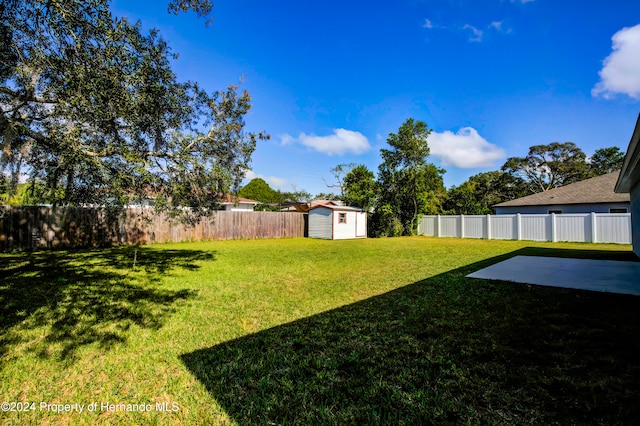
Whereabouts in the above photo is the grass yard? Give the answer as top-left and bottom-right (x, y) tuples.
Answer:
(0, 237), (639, 424)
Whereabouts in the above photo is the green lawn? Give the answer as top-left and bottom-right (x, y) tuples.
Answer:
(0, 237), (639, 425)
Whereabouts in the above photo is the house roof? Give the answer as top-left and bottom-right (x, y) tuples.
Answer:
(219, 194), (260, 205)
(281, 199), (342, 212)
(311, 199), (342, 208)
(615, 113), (640, 193)
(494, 171), (630, 208)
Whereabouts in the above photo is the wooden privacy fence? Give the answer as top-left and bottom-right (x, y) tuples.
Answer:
(419, 213), (632, 244)
(0, 206), (307, 251)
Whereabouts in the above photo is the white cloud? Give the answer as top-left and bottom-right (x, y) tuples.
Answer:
(428, 127), (505, 168)
(488, 21), (513, 34)
(592, 24), (640, 99)
(463, 24), (483, 42)
(511, 0), (535, 3)
(245, 170), (288, 188)
(281, 129), (371, 156)
(423, 18), (434, 29)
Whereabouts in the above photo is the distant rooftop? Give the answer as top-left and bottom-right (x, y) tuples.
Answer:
(494, 171), (630, 207)
(219, 194), (260, 205)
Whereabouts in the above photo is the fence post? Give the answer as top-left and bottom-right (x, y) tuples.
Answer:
(486, 214), (492, 240)
(516, 213), (522, 241)
(436, 215), (441, 238)
(591, 212), (597, 243)
(551, 213), (557, 242)
(460, 214), (465, 238)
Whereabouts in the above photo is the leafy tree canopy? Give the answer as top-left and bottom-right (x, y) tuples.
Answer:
(375, 118), (445, 236)
(313, 192), (342, 201)
(280, 188), (312, 204)
(501, 142), (589, 193)
(343, 164), (377, 210)
(322, 163), (356, 199)
(238, 178), (281, 204)
(588, 146), (625, 176)
(0, 0), (266, 220)
(444, 171), (529, 215)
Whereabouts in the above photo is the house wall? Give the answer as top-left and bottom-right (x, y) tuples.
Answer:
(355, 211), (367, 238)
(308, 207), (333, 239)
(224, 202), (256, 212)
(495, 203), (630, 215)
(632, 183), (640, 257)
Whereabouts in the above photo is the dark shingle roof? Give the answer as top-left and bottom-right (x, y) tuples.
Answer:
(494, 171), (630, 207)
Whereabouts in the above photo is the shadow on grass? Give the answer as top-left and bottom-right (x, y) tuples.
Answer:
(0, 246), (214, 362)
(181, 247), (640, 425)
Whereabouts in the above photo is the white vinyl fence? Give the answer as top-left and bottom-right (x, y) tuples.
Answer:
(418, 213), (632, 244)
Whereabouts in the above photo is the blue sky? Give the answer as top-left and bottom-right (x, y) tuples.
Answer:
(112, 0), (640, 196)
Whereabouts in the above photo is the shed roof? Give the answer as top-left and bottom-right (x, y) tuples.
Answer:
(615, 113), (640, 193)
(279, 199), (342, 212)
(309, 205), (365, 212)
(494, 171), (630, 207)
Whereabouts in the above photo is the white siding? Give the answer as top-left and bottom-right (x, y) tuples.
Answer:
(333, 211), (357, 239)
(632, 184), (640, 256)
(355, 212), (367, 237)
(310, 208), (367, 239)
(309, 207), (333, 239)
(224, 202), (255, 211)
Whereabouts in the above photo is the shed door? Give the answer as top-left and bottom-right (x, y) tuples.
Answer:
(356, 212), (366, 237)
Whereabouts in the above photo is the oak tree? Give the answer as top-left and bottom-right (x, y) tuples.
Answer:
(501, 142), (589, 193)
(0, 0), (266, 219)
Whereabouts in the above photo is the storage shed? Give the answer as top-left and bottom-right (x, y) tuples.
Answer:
(308, 205), (367, 239)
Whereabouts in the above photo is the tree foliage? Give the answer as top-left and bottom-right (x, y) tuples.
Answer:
(373, 118), (445, 236)
(323, 163), (356, 199)
(342, 164), (377, 210)
(166, 0), (214, 20)
(237, 177), (283, 211)
(501, 142), (589, 193)
(0, 0), (266, 219)
(281, 188), (312, 204)
(588, 146), (625, 176)
(313, 192), (342, 201)
(238, 178), (281, 204)
(444, 171), (529, 215)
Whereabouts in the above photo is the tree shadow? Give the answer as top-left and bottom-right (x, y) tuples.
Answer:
(181, 247), (640, 425)
(0, 246), (214, 362)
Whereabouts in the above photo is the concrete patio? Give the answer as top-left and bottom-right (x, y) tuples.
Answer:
(467, 255), (640, 296)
